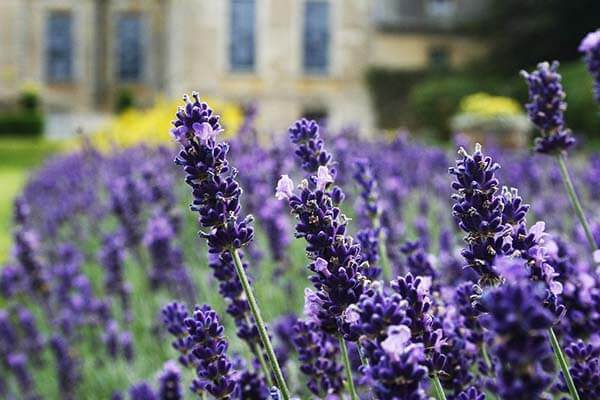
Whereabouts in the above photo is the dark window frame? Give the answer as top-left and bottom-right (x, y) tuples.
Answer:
(116, 12), (145, 83)
(303, 0), (330, 74)
(46, 11), (74, 83)
(229, 0), (256, 72)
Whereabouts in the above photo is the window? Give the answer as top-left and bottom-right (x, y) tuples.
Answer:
(229, 0), (255, 71)
(302, 107), (328, 123)
(116, 13), (143, 82)
(427, 0), (456, 17)
(303, 0), (330, 73)
(429, 47), (450, 70)
(46, 12), (73, 83)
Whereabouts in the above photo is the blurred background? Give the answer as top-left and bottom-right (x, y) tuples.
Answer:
(0, 0), (599, 255)
(0, 2), (600, 398)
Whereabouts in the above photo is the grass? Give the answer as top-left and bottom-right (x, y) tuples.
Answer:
(0, 136), (63, 262)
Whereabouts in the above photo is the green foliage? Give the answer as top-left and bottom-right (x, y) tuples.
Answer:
(0, 137), (62, 261)
(115, 88), (135, 113)
(19, 90), (40, 113)
(0, 112), (44, 137)
(407, 75), (481, 139)
(365, 68), (426, 129)
(366, 67), (526, 139)
(560, 62), (600, 140)
(467, 0), (600, 76)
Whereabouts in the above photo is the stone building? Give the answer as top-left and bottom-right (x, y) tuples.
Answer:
(0, 0), (484, 135)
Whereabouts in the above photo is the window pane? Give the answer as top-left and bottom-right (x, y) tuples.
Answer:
(304, 1), (330, 73)
(117, 14), (143, 82)
(46, 12), (73, 83)
(429, 47), (449, 70)
(230, 0), (255, 71)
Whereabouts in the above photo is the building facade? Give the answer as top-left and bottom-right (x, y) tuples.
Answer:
(0, 0), (484, 135)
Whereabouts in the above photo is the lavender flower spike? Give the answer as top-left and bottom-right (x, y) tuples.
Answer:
(579, 29), (600, 105)
(449, 144), (506, 286)
(480, 282), (555, 400)
(172, 93), (289, 399)
(186, 304), (238, 399)
(521, 61), (575, 155)
(521, 61), (597, 253)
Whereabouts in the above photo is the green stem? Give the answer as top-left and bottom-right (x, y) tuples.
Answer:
(481, 342), (492, 372)
(255, 346), (274, 388)
(556, 154), (597, 251)
(230, 249), (290, 399)
(373, 216), (392, 281)
(549, 327), (580, 400)
(431, 372), (447, 400)
(246, 322), (274, 387)
(338, 335), (359, 400)
(378, 230), (392, 281)
(478, 343), (499, 400)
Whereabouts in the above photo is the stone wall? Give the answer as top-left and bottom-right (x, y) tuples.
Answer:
(0, 0), (484, 137)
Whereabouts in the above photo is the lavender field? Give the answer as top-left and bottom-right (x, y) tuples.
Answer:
(2, 25), (600, 400)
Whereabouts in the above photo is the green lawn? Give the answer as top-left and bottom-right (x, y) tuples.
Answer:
(0, 136), (63, 262)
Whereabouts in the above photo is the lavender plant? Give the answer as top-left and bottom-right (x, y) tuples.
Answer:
(4, 37), (600, 398)
(171, 93), (289, 398)
(521, 61), (597, 254)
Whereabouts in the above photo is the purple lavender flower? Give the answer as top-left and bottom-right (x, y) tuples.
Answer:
(280, 120), (365, 333)
(14, 307), (44, 365)
(449, 144), (506, 285)
(360, 325), (429, 400)
(121, 331), (134, 362)
(208, 251), (261, 352)
(162, 302), (194, 368)
(0, 264), (25, 298)
(292, 319), (344, 397)
(390, 273), (449, 377)
(7, 352), (36, 398)
(559, 340), (600, 399)
(108, 176), (144, 250)
(356, 228), (382, 280)
(480, 282), (555, 399)
(50, 335), (80, 400)
(453, 282), (484, 351)
(0, 310), (18, 359)
(353, 158), (380, 222)
(100, 233), (131, 321)
(579, 29), (600, 104)
(129, 382), (157, 400)
(456, 386), (486, 400)
(104, 320), (119, 358)
(12, 206), (49, 298)
(185, 304), (238, 399)
(158, 361), (182, 400)
(341, 281), (409, 346)
(288, 118), (333, 174)
(400, 241), (437, 282)
(233, 357), (271, 400)
(353, 158), (384, 280)
(521, 61), (575, 155)
(144, 212), (196, 302)
(173, 93), (253, 253)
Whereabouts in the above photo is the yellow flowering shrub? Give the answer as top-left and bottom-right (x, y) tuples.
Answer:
(82, 97), (243, 151)
(459, 93), (522, 117)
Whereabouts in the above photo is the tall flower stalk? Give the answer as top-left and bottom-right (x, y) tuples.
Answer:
(353, 158), (391, 280)
(451, 143), (579, 400)
(171, 93), (290, 399)
(522, 61), (596, 400)
(521, 61), (596, 252)
(277, 119), (364, 399)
